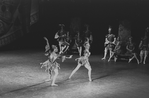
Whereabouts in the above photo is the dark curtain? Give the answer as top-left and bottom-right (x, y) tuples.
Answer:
(0, 0), (39, 47)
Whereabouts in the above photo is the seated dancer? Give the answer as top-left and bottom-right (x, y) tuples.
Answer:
(69, 41), (92, 82)
(126, 37), (139, 64)
(40, 37), (72, 86)
(139, 28), (149, 64)
(102, 26), (116, 60)
(54, 24), (70, 54)
(108, 37), (121, 62)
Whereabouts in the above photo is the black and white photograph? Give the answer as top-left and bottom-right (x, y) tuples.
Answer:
(0, 0), (149, 98)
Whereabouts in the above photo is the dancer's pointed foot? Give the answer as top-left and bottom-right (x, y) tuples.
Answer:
(137, 60), (140, 64)
(114, 57), (117, 62)
(69, 55), (73, 58)
(89, 78), (92, 82)
(68, 77), (71, 80)
(128, 59), (131, 63)
(62, 56), (66, 62)
(101, 58), (105, 60)
(143, 62), (146, 64)
(51, 83), (58, 86)
(45, 78), (51, 82)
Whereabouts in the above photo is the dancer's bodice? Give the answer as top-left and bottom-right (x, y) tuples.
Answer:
(49, 52), (59, 63)
(127, 43), (135, 51)
(106, 34), (115, 42)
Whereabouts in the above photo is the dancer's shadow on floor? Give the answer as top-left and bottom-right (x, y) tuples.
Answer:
(92, 65), (137, 81)
(0, 80), (50, 96)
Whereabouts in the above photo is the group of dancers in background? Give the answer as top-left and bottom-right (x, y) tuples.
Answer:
(40, 23), (149, 86)
(102, 26), (149, 65)
(40, 24), (93, 86)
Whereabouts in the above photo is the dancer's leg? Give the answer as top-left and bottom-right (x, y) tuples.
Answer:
(140, 50), (144, 63)
(40, 61), (52, 81)
(79, 47), (82, 56)
(59, 42), (63, 53)
(84, 63), (92, 82)
(128, 54), (135, 63)
(108, 50), (114, 62)
(59, 45), (66, 54)
(114, 54), (118, 62)
(143, 50), (148, 64)
(48, 68), (53, 80)
(63, 45), (69, 53)
(134, 53), (140, 64)
(102, 47), (108, 60)
(45, 69), (52, 81)
(77, 47), (82, 56)
(51, 68), (59, 86)
(69, 64), (81, 79)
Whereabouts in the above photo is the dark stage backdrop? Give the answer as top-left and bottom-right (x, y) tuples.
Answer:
(0, 0), (39, 48)
(1, 0), (149, 55)
(31, 0), (149, 54)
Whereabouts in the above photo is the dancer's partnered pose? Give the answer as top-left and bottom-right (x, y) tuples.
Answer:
(69, 42), (92, 82)
(41, 37), (72, 86)
(139, 28), (149, 64)
(102, 26), (116, 60)
(126, 37), (139, 64)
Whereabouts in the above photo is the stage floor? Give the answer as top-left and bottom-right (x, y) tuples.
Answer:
(0, 50), (149, 98)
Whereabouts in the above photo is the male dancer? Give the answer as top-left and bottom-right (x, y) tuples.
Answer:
(102, 26), (116, 60)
